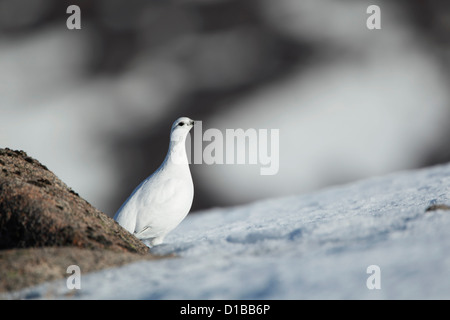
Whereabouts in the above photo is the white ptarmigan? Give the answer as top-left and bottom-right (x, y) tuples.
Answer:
(114, 117), (195, 246)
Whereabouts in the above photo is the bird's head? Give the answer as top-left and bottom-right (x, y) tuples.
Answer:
(171, 117), (195, 131)
(170, 117), (195, 143)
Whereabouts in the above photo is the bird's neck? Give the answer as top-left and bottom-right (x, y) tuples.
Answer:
(165, 136), (189, 167)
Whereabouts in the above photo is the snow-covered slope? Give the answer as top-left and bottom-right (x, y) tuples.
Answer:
(9, 163), (450, 299)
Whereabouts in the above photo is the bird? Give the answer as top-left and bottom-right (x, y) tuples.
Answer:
(114, 117), (195, 246)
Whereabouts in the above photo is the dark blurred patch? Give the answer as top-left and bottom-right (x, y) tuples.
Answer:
(401, 0), (450, 169)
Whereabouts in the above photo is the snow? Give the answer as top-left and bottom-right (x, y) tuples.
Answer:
(6, 163), (450, 299)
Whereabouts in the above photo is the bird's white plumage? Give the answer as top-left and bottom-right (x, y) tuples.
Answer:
(114, 117), (195, 246)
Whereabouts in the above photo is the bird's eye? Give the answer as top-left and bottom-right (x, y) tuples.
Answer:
(178, 122), (185, 127)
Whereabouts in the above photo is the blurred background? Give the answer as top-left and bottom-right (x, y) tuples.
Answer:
(0, 0), (449, 217)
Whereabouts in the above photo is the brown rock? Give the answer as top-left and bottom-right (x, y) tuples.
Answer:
(0, 148), (161, 294)
(0, 148), (148, 254)
(425, 203), (450, 212)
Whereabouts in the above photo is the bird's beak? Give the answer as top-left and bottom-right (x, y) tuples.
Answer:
(190, 120), (195, 126)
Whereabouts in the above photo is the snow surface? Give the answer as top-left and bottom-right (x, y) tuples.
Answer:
(7, 163), (450, 299)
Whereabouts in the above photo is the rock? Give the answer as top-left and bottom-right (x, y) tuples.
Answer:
(0, 148), (157, 293)
(0, 148), (148, 253)
(425, 203), (450, 212)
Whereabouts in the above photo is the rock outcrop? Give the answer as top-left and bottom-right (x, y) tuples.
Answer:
(0, 148), (155, 294)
